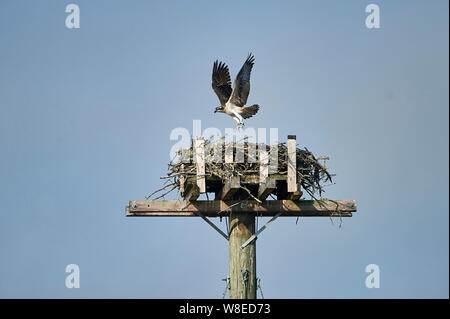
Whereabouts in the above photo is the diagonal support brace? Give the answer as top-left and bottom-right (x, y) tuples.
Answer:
(194, 211), (229, 241)
(240, 212), (284, 249)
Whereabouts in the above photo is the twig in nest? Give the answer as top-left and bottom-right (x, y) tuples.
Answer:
(151, 184), (178, 200)
(146, 182), (177, 200)
(240, 185), (262, 203)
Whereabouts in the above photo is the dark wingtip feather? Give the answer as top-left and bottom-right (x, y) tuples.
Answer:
(245, 53), (255, 66)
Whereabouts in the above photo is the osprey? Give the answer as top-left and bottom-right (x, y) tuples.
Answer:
(212, 54), (259, 129)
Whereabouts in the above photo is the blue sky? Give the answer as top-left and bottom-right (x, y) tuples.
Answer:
(0, 0), (448, 298)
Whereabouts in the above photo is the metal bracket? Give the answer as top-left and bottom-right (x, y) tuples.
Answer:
(241, 268), (249, 299)
(240, 212), (284, 249)
(241, 268), (249, 283)
(194, 211), (229, 241)
(221, 277), (230, 299)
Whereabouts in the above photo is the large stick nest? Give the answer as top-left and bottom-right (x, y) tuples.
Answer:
(148, 138), (334, 200)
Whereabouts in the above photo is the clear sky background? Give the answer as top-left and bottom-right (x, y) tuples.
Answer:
(0, 0), (448, 298)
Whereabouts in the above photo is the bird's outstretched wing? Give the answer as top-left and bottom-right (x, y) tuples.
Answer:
(230, 54), (255, 107)
(212, 61), (232, 105)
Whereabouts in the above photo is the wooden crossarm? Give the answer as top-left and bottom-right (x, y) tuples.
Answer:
(126, 199), (357, 217)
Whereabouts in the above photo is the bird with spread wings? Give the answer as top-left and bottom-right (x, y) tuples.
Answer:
(212, 54), (259, 129)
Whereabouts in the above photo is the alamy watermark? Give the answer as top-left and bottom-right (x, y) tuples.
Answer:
(169, 120), (280, 172)
(65, 4), (80, 29)
(63, 5), (380, 31)
(365, 4), (380, 29)
(65, 264), (80, 288)
(365, 264), (380, 288)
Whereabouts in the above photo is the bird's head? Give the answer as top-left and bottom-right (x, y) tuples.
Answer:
(214, 106), (225, 114)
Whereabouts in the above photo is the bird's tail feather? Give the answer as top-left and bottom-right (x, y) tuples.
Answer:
(241, 104), (259, 119)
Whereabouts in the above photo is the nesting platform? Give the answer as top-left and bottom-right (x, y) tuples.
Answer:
(126, 135), (357, 218)
(181, 135), (314, 202)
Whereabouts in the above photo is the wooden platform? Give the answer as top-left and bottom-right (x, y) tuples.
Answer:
(127, 135), (357, 218)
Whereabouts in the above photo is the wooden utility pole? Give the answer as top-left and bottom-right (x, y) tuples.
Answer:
(126, 135), (357, 299)
(229, 212), (256, 299)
